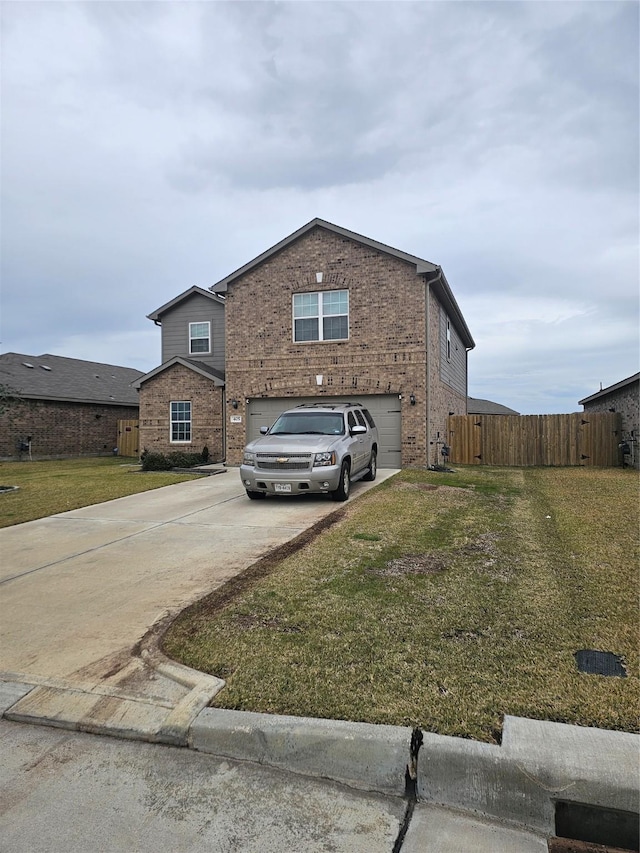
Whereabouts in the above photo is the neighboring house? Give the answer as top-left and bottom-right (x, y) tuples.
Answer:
(579, 373), (640, 467)
(467, 397), (520, 416)
(137, 219), (475, 467)
(0, 353), (142, 460)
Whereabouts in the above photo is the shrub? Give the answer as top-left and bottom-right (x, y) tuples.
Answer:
(140, 449), (208, 471)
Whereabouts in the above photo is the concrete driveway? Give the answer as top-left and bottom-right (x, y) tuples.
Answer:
(0, 468), (396, 734)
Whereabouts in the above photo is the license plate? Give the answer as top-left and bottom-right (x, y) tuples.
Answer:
(274, 483), (292, 493)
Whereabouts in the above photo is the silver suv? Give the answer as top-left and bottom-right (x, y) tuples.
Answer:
(240, 402), (379, 501)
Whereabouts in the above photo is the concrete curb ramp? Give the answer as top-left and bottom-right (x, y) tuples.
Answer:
(1, 661), (225, 747)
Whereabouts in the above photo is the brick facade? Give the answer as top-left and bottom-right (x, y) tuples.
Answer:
(582, 376), (640, 468)
(222, 228), (467, 466)
(0, 399), (139, 461)
(428, 289), (467, 464)
(138, 363), (224, 460)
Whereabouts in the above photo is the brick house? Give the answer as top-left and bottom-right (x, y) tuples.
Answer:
(579, 372), (640, 468)
(137, 219), (475, 468)
(0, 352), (142, 460)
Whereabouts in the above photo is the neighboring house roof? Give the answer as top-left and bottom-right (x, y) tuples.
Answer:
(147, 286), (225, 323)
(209, 218), (475, 350)
(467, 397), (520, 416)
(0, 352), (143, 406)
(134, 356), (225, 388)
(578, 372), (640, 406)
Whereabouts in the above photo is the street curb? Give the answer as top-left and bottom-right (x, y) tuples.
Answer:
(189, 707), (412, 797)
(417, 716), (640, 837)
(187, 707), (640, 836)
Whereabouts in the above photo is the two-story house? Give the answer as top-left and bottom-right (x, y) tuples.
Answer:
(136, 219), (475, 468)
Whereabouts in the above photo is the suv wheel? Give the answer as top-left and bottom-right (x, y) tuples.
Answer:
(331, 460), (351, 502)
(246, 490), (266, 500)
(363, 449), (377, 482)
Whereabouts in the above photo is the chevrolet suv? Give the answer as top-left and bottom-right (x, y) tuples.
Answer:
(240, 402), (379, 501)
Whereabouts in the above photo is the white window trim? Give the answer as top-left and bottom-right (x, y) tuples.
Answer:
(189, 321), (211, 355)
(170, 400), (192, 444)
(446, 318), (451, 362)
(292, 289), (349, 343)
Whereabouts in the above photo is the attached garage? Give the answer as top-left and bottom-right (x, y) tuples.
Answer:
(246, 395), (402, 468)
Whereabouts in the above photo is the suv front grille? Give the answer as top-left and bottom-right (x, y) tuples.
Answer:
(256, 453), (312, 471)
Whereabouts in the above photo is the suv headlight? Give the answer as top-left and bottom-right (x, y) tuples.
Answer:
(243, 451), (255, 465)
(313, 451), (336, 467)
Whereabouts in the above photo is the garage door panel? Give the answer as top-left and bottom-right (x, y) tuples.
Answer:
(247, 395), (401, 468)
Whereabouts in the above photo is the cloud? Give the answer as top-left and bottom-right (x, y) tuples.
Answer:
(0, 1), (637, 414)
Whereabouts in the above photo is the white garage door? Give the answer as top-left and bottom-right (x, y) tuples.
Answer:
(247, 395), (402, 468)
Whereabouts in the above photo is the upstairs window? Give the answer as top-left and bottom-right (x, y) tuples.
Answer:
(189, 322), (210, 354)
(446, 319), (451, 361)
(170, 401), (191, 443)
(293, 290), (349, 342)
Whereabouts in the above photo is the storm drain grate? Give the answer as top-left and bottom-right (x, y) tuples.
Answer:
(574, 650), (627, 677)
(553, 800), (639, 851)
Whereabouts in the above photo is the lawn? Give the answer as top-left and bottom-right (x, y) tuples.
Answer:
(0, 457), (202, 528)
(163, 465), (640, 742)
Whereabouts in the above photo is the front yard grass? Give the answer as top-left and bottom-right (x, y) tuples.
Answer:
(0, 457), (202, 528)
(164, 465), (640, 743)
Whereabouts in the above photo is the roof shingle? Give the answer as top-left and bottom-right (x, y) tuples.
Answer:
(0, 353), (142, 406)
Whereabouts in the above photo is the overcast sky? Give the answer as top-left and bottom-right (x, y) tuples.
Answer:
(1, 1), (638, 414)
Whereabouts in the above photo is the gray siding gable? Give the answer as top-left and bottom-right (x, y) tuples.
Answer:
(157, 292), (225, 373)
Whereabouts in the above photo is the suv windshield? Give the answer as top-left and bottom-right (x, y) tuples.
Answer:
(269, 412), (345, 436)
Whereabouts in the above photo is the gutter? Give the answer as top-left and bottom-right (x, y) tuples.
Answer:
(419, 264), (475, 351)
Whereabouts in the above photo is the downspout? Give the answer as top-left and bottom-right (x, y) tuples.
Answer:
(425, 277), (431, 466)
(222, 389), (227, 464)
(424, 266), (445, 466)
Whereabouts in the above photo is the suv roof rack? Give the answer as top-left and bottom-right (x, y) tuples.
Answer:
(293, 402), (362, 409)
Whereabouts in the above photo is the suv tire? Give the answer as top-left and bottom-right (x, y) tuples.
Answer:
(331, 460), (351, 502)
(363, 449), (377, 482)
(246, 490), (266, 500)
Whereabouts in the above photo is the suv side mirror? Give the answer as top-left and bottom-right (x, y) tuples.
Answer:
(260, 426), (269, 435)
(350, 424), (367, 435)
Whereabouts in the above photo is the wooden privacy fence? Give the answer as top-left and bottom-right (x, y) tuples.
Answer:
(117, 419), (140, 457)
(447, 412), (622, 467)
